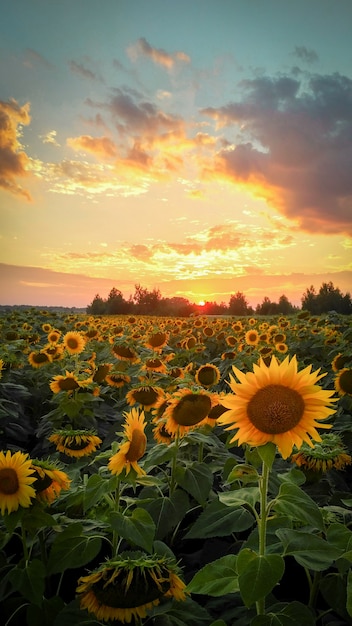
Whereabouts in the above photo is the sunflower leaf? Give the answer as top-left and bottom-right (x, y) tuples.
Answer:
(237, 549), (285, 608)
(184, 499), (254, 539)
(174, 462), (213, 505)
(47, 523), (102, 575)
(109, 507), (155, 552)
(276, 528), (342, 571)
(272, 482), (324, 530)
(186, 555), (239, 596)
(8, 558), (46, 606)
(257, 442), (277, 470)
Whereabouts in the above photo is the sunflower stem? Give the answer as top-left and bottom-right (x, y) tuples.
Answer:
(255, 459), (270, 616)
(21, 524), (29, 563)
(112, 477), (121, 557)
(170, 427), (180, 496)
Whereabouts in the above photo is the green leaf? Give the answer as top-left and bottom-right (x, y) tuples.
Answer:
(219, 486), (260, 511)
(185, 499), (254, 539)
(143, 489), (189, 540)
(47, 523), (102, 575)
(144, 443), (174, 468)
(109, 507), (155, 552)
(27, 596), (65, 626)
(174, 462), (213, 505)
(319, 573), (349, 621)
(186, 555), (239, 597)
(327, 522), (352, 560)
(237, 549), (285, 608)
(226, 464), (259, 485)
(272, 483), (324, 530)
(252, 602), (315, 626)
(21, 504), (58, 534)
(257, 442), (277, 470)
(8, 559), (46, 606)
(276, 528), (341, 571)
(83, 473), (113, 512)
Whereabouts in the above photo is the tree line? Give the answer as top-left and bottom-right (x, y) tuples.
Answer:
(86, 281), (352, 316)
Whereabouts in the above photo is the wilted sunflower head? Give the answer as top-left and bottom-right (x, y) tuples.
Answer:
(291, 433), (352, 473)
(76, 551), (187, 623)
(48, 429), (102, 458)
(219, 355), (337, 459)
(0, 450), (36, 515)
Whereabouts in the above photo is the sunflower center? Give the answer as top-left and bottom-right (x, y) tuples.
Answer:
(67, 338), (79, 349)
(126, 430), (147, 462)
(173, 394), (212, 426)
(247, 384), (305, 434)
(59, 378), (80, 391)
(0, 468), (20, 495)
(197, 366), (218, 386)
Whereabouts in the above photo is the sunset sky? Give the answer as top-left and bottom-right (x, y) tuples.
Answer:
(1, 0), (351, 309)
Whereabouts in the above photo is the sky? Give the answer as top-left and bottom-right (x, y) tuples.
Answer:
(1, 0), (352, 309)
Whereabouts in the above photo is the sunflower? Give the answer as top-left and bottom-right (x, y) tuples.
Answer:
(291, 433), (352, 473)
(245, 329), (260, 346)
(195, 363), (221, 388)
(49, 371), (81, 393)
(112, 344), (140, 363)
(331, 353), (351, 372)
(219, 355), (337, 459)
(143, 357), (168, 374)
(105, 373), (131, 388)
(153, 420), (174, 445)
(164, 388), (216, 437)
(275, 342), (288, 354)
(47, 329), (61, 344)
(125, 385), (164, 410)
(63, 331), (86, 355)
(108, 409), (147, 477)
(92, 363), (112, 383)
(44, 344), (64, 361)
(28, 351), (51, 368)
(334, 368), (352, 396)
(31, 459), (71, 504)
(0, 450), (36, 515)
(42, 323), (52, 333)
(48, 429), (102, 458)
(145, 331), (169, 351)
(76, 551), (186, 623)
(0, 358), (4, 378)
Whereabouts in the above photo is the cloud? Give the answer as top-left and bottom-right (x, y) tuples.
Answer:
(293, 46), (318, 64)
(67, 134), (117, 159)
(40, 130), (60, 147)
(0, 99), (32, 200)
(201, 72), (352, 234)
(23, 48), (53, 70)
(68, 59), (102, 81)
(127, 37), (190, 69)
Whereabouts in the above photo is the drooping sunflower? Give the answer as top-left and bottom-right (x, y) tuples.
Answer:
(108, 408), (147, 477)
(105, 373), (131, 388)
(195, 363), (221, 388)
(334, 368), (352, 396)
(76, 551), (187, 623)
(0, 450), (36, 515)
(63, 331), (86, 355)
(49, 371), (81, 393)
(143, 357), (168, 374)
(31, 459), (71, 505)
(125, 385), (164, 410)
(145, 331), (169, 351)
(48, 429), (102, 458)
(218, 355), (337, 459)
(291, 433), (352, 473)
(163, 388), (217, 437)
(28, 351), (51, 368)
(92, 363), (112, 383)
(112, 343), (140, 363)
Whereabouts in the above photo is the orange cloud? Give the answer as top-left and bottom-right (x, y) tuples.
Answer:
(0, 99), (31, 200)
(127, 37), (190, 69)
(67, 135), (117, 159)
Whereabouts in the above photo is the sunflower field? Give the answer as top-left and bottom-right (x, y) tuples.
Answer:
(1, 308), (352, 626)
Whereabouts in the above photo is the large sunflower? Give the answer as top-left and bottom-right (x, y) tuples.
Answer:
(219, 355), (337, 459)
(76, 551), (186, 623)
(108, 408), (147, 477)
(63, 331), (86, 355)
(49, 371), (81, 393)
(0, 450), (36, 515)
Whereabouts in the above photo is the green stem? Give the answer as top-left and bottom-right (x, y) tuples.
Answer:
(112, 478), (121, 557)
(255, 460), (270, 616)
(21, 524), (29, 563)
(307, 569), (321, 610)
(198, 441), (204, 463)
(169, 427), (180, 496)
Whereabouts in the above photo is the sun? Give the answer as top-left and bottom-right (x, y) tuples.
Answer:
(198, 300), (206, 306)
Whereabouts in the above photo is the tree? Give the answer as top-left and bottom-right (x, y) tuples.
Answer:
(277, 294), (296, 315)
(302, 282), (352, 314)
(133, 284), (162, 314)
(106, 288), (129, 314)
(228, 292), (253, 316)
(86, 293), (106, 315)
